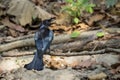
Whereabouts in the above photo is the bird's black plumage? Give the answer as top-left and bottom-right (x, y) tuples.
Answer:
(24, 18), (55, 71)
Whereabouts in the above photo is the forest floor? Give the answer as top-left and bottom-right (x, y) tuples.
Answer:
(0, 0), (120, 80)
(0, 51), (120, 80)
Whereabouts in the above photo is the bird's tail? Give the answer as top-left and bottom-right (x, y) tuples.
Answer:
(24, 51), (44, 71)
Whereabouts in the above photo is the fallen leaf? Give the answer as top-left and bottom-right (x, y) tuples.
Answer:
(9, 28), (18, 37)
(110, 69), (117, 74)
(77, 23), (89, 29)
(110, 62), (120, 73)
(1, 17), (25, 32)
(55, 13), (71, 25)
(111, 62), (120, 69)
(115, 2), (120, 8)
(73, 59), (96, 69)
(44, 55), (67, 69)
(88, 72), (107, 80)
(31, 0), (43, 5)
(110, 65), (120, 74)
(86, 14), (105, 26)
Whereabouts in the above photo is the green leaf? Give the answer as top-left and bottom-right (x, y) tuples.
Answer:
(88, 7), (93, 13)
(65, 0), (73, 3)
(70, 31), (80, 38)
(62, 0), (95, 25)
(73, 17), (79, 24)
(89, 4), (96, 7)
(86, 4), (95, 13)
(106, 0), (117, 8)
(96, 32), (105, 37)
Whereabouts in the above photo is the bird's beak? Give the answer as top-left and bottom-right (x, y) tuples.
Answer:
(50, 17), (56, 24)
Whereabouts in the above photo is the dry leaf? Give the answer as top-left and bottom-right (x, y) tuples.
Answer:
(110, 62), (120, 73)
(110, 69), (117, 74)
(1, 17), (25, 32)
(88, 72), (107, 80)
(116, 2), (120, 8)
(77, 23), (89, 30)
(116, 66), (120, 73)
(9, 29), (18, 37)
(111, 62), (120, 69)
(44, 55), (67, 69)
(55, 13), (71, 25)
(73, 59), (96, 69)
(31, 0), (43, 5)
(86, 14), (105, 26)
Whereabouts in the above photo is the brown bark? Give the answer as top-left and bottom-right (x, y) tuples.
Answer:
(0, 30), (98, 52)
(0, 28), (120, 53)
(1, 38), (120, 57)
(51, 38), (120, 52)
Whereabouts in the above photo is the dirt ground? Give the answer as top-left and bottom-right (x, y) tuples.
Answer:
(0, 50), (120, 80)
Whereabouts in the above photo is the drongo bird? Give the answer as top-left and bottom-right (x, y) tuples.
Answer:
(24, 18), (55, 71)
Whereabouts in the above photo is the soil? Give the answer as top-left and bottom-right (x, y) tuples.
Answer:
(0, 51), (120, 80)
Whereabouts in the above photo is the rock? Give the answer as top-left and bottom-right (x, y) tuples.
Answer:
(1, 68), (79, 80)
(96, 54), (120, 66)
(7, 0), (53, 26)
(0, 57), (19, 72)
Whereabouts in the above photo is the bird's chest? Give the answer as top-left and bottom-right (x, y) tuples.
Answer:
(35, 28), (53, 42)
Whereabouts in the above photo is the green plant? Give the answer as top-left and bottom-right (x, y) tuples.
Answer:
(96, 32), (105, 37)
(70, 30), (80, 38)
(62, 0), (95, 24)
(106, 0), (118, 8)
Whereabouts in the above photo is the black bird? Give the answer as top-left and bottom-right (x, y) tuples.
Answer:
(24, 18), (55, 71)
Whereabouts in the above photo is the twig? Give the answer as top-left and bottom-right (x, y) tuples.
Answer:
(2, 48), (119, 57)
(4, 34), (34, 43)
(49, 49), (106, 56)
(106, 48), (120, 53)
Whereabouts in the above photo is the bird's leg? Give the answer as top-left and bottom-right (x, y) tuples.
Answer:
(47, 47), (50, 53)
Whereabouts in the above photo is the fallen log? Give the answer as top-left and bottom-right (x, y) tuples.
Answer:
(0, 30), (98, 52)
(1, 38), (120, 57)
(0, 38), (34, 53)
(51, 37), (120, 52)
(51, 35), (96, 52)
(0, 28), (120, 53)
(4, 34), (34, 43)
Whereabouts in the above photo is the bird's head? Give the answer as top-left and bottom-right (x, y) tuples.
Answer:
(40, 17), (56, 29)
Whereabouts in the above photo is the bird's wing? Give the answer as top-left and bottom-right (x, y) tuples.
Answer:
(34, 32), (43, 51)
(42, 30), (53, 51)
